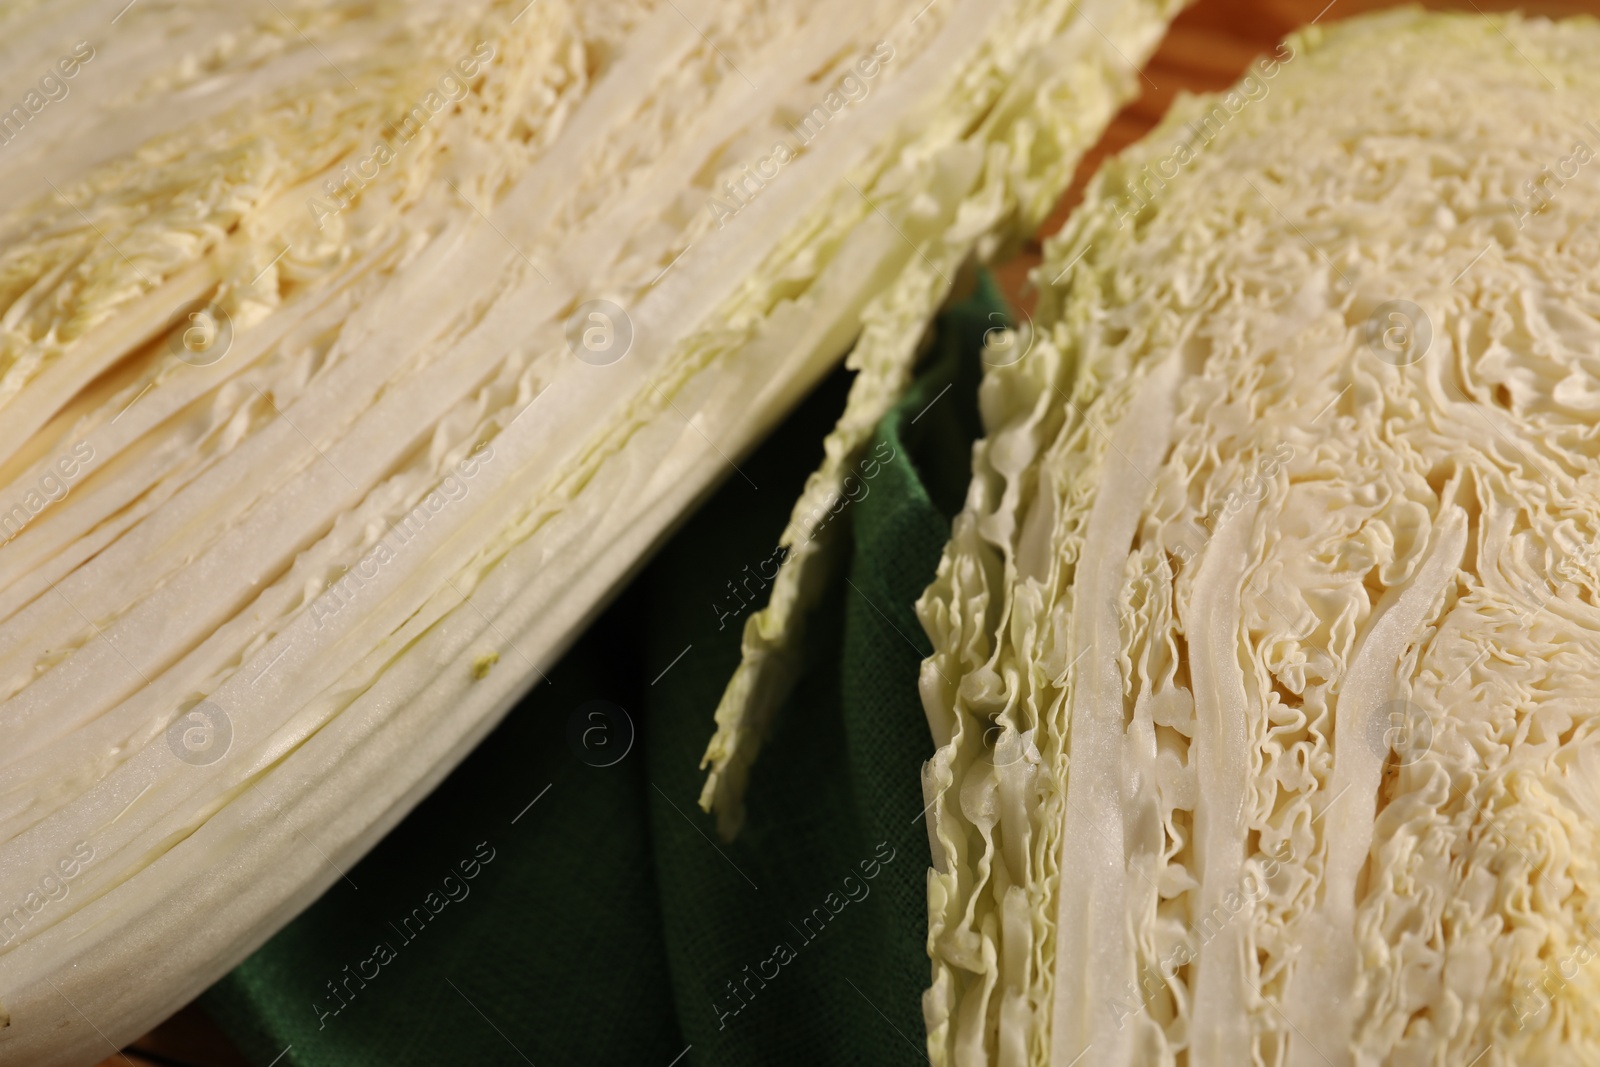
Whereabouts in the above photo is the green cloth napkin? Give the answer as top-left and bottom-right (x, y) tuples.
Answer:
(202, 273), (1004, 1067)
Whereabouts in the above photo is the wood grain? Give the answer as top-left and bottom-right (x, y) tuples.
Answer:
(92, 0), (1598, 1062)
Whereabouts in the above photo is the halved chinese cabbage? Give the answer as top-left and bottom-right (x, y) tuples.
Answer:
(919, 11), (1600, 1066)
(0, 0), (1181, 1061)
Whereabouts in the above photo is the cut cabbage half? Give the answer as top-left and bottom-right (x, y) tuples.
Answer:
(0, 0), (1183, 1061)
(918, 11), (1600, 1066)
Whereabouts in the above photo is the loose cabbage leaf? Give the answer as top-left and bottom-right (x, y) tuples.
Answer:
(699, 0), (1187, 840)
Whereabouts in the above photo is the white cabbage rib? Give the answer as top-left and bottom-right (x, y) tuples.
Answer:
(0, 0), (1178, 1062)
(918, 11), (1600, 1066)
(698, 0), (1188, 839)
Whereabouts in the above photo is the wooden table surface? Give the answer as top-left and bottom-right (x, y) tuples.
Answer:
(91, 0), (1598, 1062)
(994, 0), (1600, 313)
